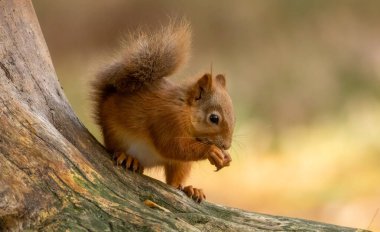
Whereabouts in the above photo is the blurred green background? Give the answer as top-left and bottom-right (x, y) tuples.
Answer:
(33, 1), (380, 230)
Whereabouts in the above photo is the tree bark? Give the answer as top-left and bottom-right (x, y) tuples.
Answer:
(0, 1), (369, 231)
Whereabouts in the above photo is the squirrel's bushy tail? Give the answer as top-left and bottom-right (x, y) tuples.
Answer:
(120, 20), (191, 84)
(93, 20), (191, 99)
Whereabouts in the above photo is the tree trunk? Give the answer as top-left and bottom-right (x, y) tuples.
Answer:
(0, 1), (369, 231)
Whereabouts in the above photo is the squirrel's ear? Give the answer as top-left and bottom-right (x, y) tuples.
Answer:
(197, 73), (212, 93)
(188, 73), (212, 103)
(215, 74), (226, 88)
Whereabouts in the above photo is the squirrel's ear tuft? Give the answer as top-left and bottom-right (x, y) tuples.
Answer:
(187, 73), (212, 103)
(215, 74), (226, 88)
(197, 73), (212, 93)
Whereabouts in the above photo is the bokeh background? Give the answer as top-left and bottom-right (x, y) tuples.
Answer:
(33, 1), (380, 230)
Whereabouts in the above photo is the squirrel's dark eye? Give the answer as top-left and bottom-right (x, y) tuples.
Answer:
(209, 114), (219, 125)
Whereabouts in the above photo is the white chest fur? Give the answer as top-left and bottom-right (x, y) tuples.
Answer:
(124, 135), (165, 167)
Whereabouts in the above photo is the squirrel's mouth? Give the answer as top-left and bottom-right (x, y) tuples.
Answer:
(195, 137), (212, 145)
(196, 137), (224, 150)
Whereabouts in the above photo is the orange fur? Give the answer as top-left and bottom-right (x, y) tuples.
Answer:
(92, 21), (235, 198)
(165, 162), (192, 187)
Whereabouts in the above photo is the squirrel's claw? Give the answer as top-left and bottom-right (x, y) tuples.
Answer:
(126, 155), (133, 169)
(115, 152), (127, 166)
(132, 158), (140, 172)
(181, 185), (206, 203)
(114, 151), (144, 174)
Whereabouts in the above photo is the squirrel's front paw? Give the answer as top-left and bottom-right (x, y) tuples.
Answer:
(178, 185), (206, 203)
(207, 146), (232, 171)
(114, 151), (144, 174)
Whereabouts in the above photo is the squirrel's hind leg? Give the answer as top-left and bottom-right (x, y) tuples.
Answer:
(114, 151), (144, 174)
(165, 162), (206, 203)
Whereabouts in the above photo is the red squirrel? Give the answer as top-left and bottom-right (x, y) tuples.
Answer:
(92, 21), (235, 202)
